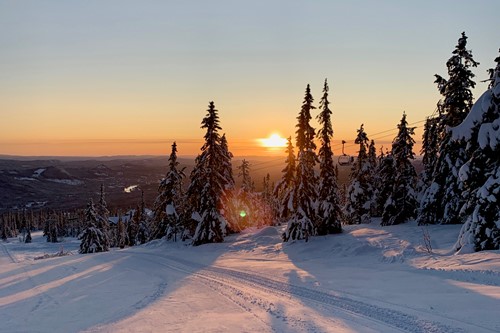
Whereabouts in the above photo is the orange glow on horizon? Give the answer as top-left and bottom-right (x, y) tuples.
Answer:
(258, 134), (288, 149)
(0, 137), (422, 157)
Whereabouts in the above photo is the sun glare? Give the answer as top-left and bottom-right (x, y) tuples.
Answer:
(260, 134), (287, 148)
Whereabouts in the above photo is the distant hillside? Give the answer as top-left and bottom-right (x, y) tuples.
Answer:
(0, 155), (423, 212)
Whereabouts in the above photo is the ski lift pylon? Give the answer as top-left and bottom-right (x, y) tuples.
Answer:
(338, 140), (353, 166)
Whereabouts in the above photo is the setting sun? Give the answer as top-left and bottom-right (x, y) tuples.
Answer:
(259, 134), (287, 148)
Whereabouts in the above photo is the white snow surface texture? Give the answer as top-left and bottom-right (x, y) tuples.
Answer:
(1, 222), (499, 333)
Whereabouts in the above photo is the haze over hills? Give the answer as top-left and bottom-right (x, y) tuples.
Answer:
(0, 155), (282, 213)
(0, 154), (423, 213)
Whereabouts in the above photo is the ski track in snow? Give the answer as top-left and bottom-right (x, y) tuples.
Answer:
(1, 241), (17, 264)
(413, 266), (500, 287)
(132, 251), (493, 333)
(1, 241), (61, 314)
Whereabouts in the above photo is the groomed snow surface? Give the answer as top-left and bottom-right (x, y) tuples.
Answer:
(1, 221), (499, 333)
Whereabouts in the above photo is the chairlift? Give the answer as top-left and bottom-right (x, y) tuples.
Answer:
(338, 140), (353, 166)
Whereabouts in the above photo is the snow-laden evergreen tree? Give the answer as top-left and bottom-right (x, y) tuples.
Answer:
(185, 154), (205, 237)
(283, 84), (318, 241)
(151, 142), (185, 240)
(368, 140), (377, 169)
(234, 159), (255, 230)
(367, 139), (378, 215)
(79, 199), (109, 254)
(116, 213), (127, 248)
(381, 113), (418, 226)
(274, 137), (296, 224)
(95, 184), (111, 249)
(315, 79), (342, 235)
(418, 32), (479, 225)
(262, 173), (272, 204)
(25, 228), (32, 243)
(420, 116), (440, 189)
(238, 159), (254, 192)
(344, 124), (373, 224)
(189, 101), (230, 246)
(453, 50), (500, 252)
(260, 173), (276, 227)
(219, 133), (237, 232)
(22, 211), (32, 243)
(44, 214), (59, 243)
(373, 149), (395, 217)
(220, 134), (235, 190)
(135, 190), (150, 244)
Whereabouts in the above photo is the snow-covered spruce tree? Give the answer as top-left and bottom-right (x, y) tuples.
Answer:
(219, 133), (237, 233)
(79, 199), (109, 254)
(368, 140), (377, 170)
(381, 113), (418, 226)
(151, 141), (185, 241)
(189, 102), (230, 246)
(418, 32), (479, 225)
(260, 173), (275, 227)
(368, 139), (378, 215)
(315, 79), (342, 235)
(44, 213), (59, 243)
(274, 137), (296, 224)
(453, 50), (500, 252)
(235, 159), (255, 230)
(420, 116), (440, 190)
(126, 210), (138, 246)
(134, 190), (150, 244)
(220, 134), (235, 190)
(373, 149), (396, 217)
(184, 154), (205, 237)
(116, 213), (127, 248)
(22, 211), (32, 243)
(95, 184), (111, 249)
(344, 124), (373, 224)
(262, 173), (272, 205)
(25, 228), (32, 243)
(283, 84), (318, 242)
(238, 159), (254, 192)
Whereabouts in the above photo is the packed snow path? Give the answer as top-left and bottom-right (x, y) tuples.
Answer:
(122, 252), (477, 333)
(1, 223), (499, 332)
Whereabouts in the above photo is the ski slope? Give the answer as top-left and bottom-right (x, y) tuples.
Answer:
(1, 221), (499, 332)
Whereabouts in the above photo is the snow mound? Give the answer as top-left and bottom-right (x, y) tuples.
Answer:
(254, 226), (279, 237)
(228, 226), (281, 253)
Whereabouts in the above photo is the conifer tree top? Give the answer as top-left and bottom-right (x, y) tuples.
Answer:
(201, 101), (222, 151)
(434, 31), (479, 127)
(317, 79), (334, 145)
(296, 84), (316, 152)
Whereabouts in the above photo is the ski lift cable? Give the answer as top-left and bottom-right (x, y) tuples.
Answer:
(331, 118), (427, 150)
(337, 124), (425, 151)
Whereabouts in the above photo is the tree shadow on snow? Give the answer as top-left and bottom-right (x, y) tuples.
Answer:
(0, 241), (226, 333)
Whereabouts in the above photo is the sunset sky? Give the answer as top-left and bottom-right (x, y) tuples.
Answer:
(1, 0), (499, 157)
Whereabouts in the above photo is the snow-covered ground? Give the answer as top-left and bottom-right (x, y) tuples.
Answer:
(1, 221), (499, 333)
